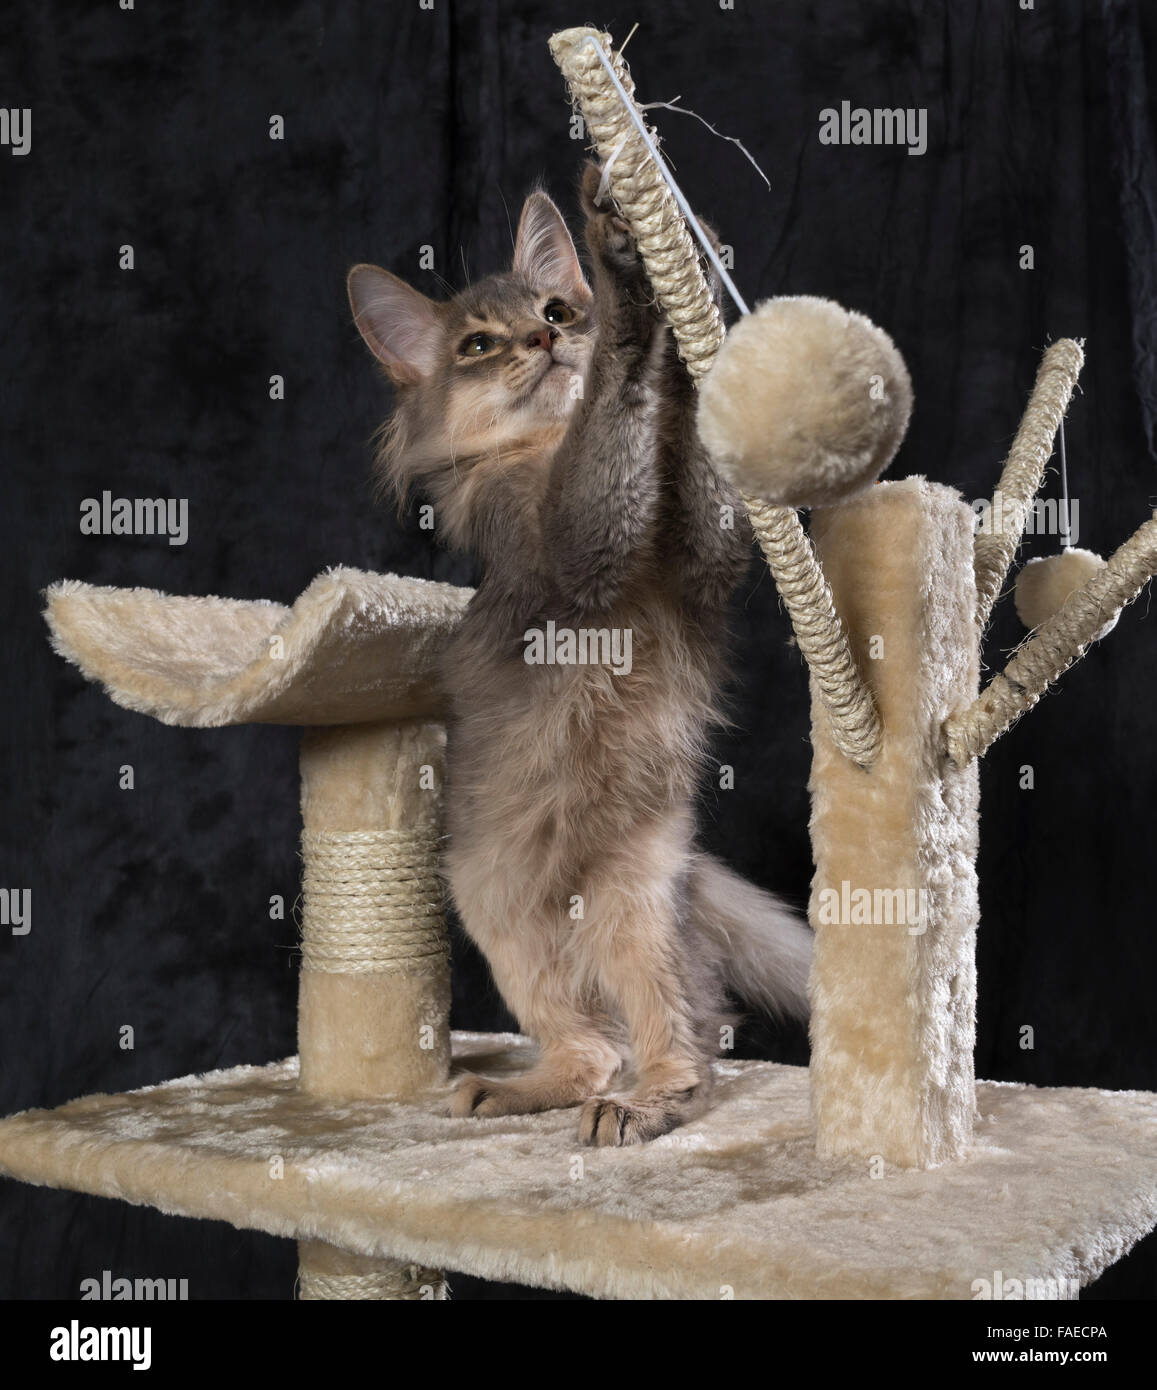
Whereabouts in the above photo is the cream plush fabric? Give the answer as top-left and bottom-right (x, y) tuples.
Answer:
(43, 568), (472, 727)
(808, 480), (981, 1167)
(696, 296), (913, 509)
(1014, 549), (1118, 640)
(1, 1033), (1154, 1300)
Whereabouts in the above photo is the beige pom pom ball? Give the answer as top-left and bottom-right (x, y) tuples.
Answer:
(696, 295), (913, 509)
(1014, 549), (1118, 640)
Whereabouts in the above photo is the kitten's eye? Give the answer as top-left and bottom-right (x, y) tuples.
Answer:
(459, 333), (498, 357)
(543, 299), (576, 326)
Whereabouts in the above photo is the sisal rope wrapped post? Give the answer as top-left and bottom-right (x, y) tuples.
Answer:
(296, 718), (451, 1300)
(297, 720), (450, 1097)
(973, 339), (1085, 630)
(549, 26), (881, 768)
(298, 1240), (446, 1302)
(945, 514), (1157, 766)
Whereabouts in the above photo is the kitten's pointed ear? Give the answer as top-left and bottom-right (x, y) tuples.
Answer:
(512, 192), (588, 300)
(347, 264), (441, 386)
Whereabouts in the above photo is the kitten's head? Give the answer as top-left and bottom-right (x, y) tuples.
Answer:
(348, 191), (593, 537)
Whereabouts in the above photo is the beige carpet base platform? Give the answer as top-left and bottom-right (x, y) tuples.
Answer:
(2, 1032), (1154, 1300)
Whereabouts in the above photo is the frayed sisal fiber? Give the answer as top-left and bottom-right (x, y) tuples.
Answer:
(808, 480), (981, 1167)
(1, 1033), (1155, 1301)
(43, 567), (472, 727)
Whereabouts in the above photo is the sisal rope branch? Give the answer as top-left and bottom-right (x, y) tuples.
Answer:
(549, 26), (882, 767)
(973, 339), (1085, 630)
(944, 514), (1157, 766)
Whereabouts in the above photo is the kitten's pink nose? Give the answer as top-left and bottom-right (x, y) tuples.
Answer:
(525, 327), (559, 353)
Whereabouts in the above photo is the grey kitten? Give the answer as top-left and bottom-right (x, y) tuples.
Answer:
(349, 163), (812, 1146)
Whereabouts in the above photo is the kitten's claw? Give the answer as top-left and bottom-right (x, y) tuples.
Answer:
(578, 1090), (700, 1146)
(695, 217), (726, 306)
(580, 161), (645, 281)
(450, 1070), (596, 1118)
(449, 1073), (494, 1117)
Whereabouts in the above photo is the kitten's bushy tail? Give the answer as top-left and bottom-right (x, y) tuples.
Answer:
(688, 853), (813, 1019)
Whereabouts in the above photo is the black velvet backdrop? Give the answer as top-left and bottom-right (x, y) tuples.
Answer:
(2, 0), (1156, 1302)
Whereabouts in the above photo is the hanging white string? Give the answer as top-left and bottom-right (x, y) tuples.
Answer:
(1058, 418), (1072, 551)
(581, 35), (751, 318)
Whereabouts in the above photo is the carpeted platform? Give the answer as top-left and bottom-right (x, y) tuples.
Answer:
(43, 567), (472, 727)
(1, 1033), (1154, 1299)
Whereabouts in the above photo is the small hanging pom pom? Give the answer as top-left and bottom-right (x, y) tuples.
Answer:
(1014, 548), (1119, 640)
(696, 296), (913, 509)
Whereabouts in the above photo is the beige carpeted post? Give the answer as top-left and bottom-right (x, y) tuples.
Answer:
(296, 718), (451, 1298)
(807, 480), (981, 1167)
(297, 720), (450, 1098)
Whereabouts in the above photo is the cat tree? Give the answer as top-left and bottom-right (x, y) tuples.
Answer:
(0, 26), (1155, 1300)
(550, 25), (1157, 1171)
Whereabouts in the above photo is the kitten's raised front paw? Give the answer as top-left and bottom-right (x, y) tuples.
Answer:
(580, 161), (646, 281)
(578, 1089), (701, 1147)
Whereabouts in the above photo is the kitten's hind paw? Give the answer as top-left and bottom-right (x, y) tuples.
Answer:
(448, 1072), (498, 1117)
(449, 1070), (595, 1118)
(578, 1089), (702, 1147)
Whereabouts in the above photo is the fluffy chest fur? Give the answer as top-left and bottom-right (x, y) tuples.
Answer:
(443, 587), (719, 896)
